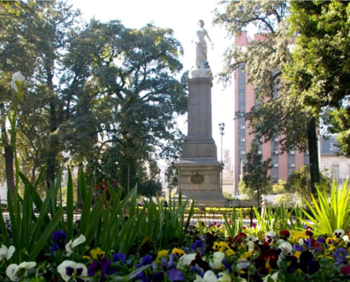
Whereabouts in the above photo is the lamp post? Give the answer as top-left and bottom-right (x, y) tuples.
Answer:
(219, 123), (225, 189)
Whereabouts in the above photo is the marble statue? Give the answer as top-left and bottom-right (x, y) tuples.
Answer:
(192, 20), (213, 69)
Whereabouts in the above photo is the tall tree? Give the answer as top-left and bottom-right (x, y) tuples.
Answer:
(241, 142), (272, 201)
(213, 0), (320, 192)
(288, 1), (350, 156)
(60, 20), (187, 192)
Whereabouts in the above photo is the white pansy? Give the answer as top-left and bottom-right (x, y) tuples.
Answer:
(177, 253), (196, 268)
(278, 242), (293, 255)
(210, 251), (225, 269)
(11, 71), (25, 92)
(65, 234), (86, 256)
(246, 235), (258, 242)
(262, 272), (279, 282)
(343, 235), (349, 242)
(6, 261), (36, 281)
(265, 230), (276, 240)
(333, 228), (345, 239)
(194, 270), (218, 282)
(237, 259), (250, 270)
(57, 260), (88, 282)
(247, 241), (255, 253)
(0, 245), (15, 261)
(218, 272), (232, 282)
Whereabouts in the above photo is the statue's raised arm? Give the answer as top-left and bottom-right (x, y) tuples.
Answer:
(192, 20), (213, 69)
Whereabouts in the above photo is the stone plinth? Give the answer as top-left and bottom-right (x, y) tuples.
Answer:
(176, 159), (227, 207)
(175, 70), (227, 207)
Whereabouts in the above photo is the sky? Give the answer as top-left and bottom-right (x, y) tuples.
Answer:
(67, 0), (236, 167)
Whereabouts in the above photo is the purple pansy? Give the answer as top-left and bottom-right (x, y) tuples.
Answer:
(190, 240), (205, 255)
(334, 248), (347, 264)
(50, 230), (66, 252)
(167, 268), (184, 281)
(88, 257), (117, 282)
(112, 252), (126, 263)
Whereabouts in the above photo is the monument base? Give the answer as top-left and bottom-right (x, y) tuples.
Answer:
(175, 159), (228, 207)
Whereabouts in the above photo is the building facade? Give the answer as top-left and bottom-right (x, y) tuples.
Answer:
(320, 136), (350, 183)
(234, 32), (309, 192)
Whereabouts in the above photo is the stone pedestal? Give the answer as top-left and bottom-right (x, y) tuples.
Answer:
(175, 69), (227, 207)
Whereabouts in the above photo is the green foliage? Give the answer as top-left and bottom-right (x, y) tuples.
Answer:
(272, 180), (286, 194)
(238, 179), (250, 199)
(0, 1), (186, 192)
(284, 165), (331, 207)
(138, 191), (195, 250)
(138, 180), (162, 197)
(274, 193), (295, 208)
(213, 0), (321, 192)
(288, 1), (350, 156)
(242, 142), (272, 200)
(222, 190), (233, 201)
(300, 180), (350, 236)
(223, 208), (243, 238)
(0, 168), (63, 263)
(254, 205), (294, 233)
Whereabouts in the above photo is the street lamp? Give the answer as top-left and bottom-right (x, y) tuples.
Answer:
(219, 123), (225, 189)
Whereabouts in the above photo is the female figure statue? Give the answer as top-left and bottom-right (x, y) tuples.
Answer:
(192, 20), (213, 69)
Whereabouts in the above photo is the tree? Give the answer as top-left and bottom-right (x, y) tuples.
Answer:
(0, 2), (187, 198)
(60, 20), (187, 194)
(284, 165), (331, 207)
(288, 1), (350, 156)
(138, 180), (162, 197)
(242, 142), (272, 201)
(213, 0), (320, 193)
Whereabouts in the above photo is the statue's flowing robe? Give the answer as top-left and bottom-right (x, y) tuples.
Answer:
(195, 30), (208, 69)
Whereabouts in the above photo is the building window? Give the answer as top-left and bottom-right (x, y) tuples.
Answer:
(241, 151), (246, 155)
(240, 126), (246, 129)
(240, 138), (246, 142)
(289, 150), (295, 155)
(273, 164), (279, 168)
(258, 151), (262, 154)
(274, 150), (279, 155)
(290, 164), (295, 168)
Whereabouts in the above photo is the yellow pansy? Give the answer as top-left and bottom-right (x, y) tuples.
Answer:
(82, 256), (91, 260)
(294, 251), (301, 259)
(171, 248), (185, 256)
(326, 237), (338, 246)
(213, 242), (220, 251)
(226, 248), (236, 257)
(241, 252), (253, 260)
(293, 231), (309, 242)
(90, 248), (105, 260)
(157, 250), (169, 257)
(219, 242), (230, 252)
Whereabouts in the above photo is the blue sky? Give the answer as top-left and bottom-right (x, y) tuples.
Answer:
(68, 0), (236, 166)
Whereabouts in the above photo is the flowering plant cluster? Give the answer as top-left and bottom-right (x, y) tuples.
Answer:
(2, 222), (350, 281)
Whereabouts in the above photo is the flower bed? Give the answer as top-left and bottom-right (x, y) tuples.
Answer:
(2, 224), (350, 281)
(0, 171), (350, 281)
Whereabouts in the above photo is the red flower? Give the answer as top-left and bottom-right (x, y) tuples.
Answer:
(279, 230), (290, 239)
(255, 249), (281, 275)
(341, 265), (350, 276)
(234, 232), (247, 244)
(306, 230), (313, 237)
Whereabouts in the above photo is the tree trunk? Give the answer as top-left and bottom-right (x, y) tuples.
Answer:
(4, 146), (15, 200)
(46, 64), (58, 188)
(307, 117), (320, 194)
(46, 99), (57, 187)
